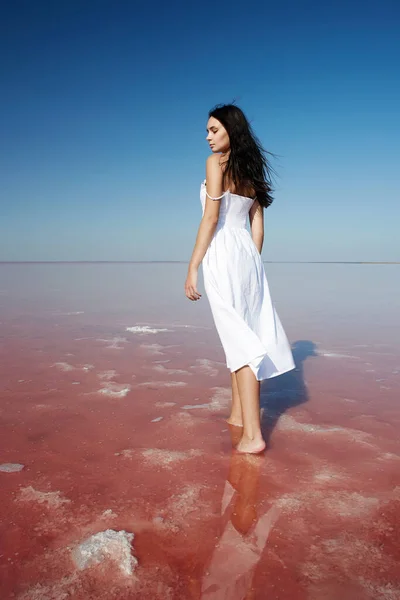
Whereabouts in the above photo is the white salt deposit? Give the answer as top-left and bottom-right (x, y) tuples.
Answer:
(53, 362), (94, 372)
(151, 416), (163, 422)
(97, 382), (131, 398)
(190, 359), (219, 376)
(53, 361), (75, 371)
(118, 449), (134, 458)
(276, 415), (375, 447)
(72, 529), (137, 576)
(153, 364), (191, 375)
(141, 448), (202, 468)
(314, 467), (345, 484)
(105, 337), (128, 349)
(167, 483), (209, 521)
(181, 403), (211, 410)
(136, 381), (187, 388)
(0, 463), (24, 473)
(97, 370), (118, 380)
(378, 452), (400, 462)
(209, 387), (231, 410)
(276, 490), (379, 519)
(18, 486), (70, 508)
(96, 336), (128, 349)
(153, 516), (164, 524)
(126, 325), (171, 334)
(174, 412), (198, 427)
(101, 509), (117, 519)
(329, 492), (379, 517)
(17, 575), (78, 600)
(140, 343), (165, 355)
(318, 349), (360, 359)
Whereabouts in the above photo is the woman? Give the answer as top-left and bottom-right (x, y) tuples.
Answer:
(185, 104), (295, 454)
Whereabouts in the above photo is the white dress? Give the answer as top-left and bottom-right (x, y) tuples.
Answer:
(200, 180), (295, 381)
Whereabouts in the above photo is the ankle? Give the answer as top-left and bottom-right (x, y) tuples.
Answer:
(242, 431), (263, 442)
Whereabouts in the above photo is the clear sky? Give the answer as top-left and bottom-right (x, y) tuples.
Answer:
(1, 0), (399, 262)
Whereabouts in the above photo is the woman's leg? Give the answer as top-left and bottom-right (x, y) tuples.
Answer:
(227, 372), (243, 426)
(235, 365), (266, 453)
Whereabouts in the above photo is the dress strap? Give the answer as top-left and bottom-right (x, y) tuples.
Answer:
(205, 190), (226, 200)
(202, 180), (227, 201)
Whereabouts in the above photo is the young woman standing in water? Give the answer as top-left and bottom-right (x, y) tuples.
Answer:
(185, 104), (295, 454)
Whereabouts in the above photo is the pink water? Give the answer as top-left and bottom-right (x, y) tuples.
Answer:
(0, 263), (399, 599)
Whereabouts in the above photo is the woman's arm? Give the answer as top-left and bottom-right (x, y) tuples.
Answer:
(249, 199), (264, 254)
(185, 154), (223, 301)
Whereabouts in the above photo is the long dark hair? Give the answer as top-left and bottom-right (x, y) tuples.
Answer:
(208, 103), (276, 208)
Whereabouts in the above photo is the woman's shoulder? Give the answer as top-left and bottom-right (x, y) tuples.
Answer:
(206, 153), (220, 164)
(205, 153), (224, 177)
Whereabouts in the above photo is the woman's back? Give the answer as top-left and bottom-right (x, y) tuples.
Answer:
(200, 180), (255, 231)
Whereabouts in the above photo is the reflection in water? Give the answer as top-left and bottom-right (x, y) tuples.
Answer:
(200, 344), (318, 598)
(201, 431), (280, 599)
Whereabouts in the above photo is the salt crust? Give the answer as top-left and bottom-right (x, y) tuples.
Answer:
(174, 412), (197, 427)
(302, 533), (399, 599)
(318, 349), (360, 359)
(18, 486), (71, 508)
(118, 448), (202, 468)
(72, 529), (138, 576)
(166, 483), (211, 524)
(276, 414), (374, 444)
(17, 574), (77, 600)
(97, 369), (118, 380)
(126, 325), (170, 334)
(0, 463), (24, 472)
(276, 490), (379, 518)
(141, 448), (202, 467)
(95, 336), (127, 348)
(181, 387), (230, 412)
(140, 342), (165, 355)
(190, 358), (219, 376)
(136, 380), (187, 388)
(153, 364), (191, 375)
(101, 509), (117, 519)
(52, 362), (94, 372)
(209, 387), (231, 409)
(97, 382), (131, 398)
(181, 403), (211, 410)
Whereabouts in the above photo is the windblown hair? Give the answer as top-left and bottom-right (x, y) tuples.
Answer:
(208, 103), (276, 208)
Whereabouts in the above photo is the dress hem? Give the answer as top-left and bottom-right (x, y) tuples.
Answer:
(228, 353), (296, 382)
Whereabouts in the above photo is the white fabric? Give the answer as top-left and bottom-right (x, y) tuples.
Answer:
(200, 180), (295, 381)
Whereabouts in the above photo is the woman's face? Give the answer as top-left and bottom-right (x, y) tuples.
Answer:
(206, 117), (230, 153)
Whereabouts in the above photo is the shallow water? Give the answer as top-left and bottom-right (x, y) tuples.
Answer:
(0, 263), (399, 599)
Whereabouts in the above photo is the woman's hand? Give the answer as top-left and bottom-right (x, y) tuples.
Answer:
(185, 268), (202, 301)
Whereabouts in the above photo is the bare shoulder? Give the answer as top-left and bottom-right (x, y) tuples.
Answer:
(206, 153), (220, 165)
(206, 154), (223, 178)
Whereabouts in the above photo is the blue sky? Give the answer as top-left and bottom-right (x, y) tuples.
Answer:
(1, 0), (399, 262)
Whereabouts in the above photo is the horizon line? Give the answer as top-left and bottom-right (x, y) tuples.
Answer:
(0, 261), (399, 265)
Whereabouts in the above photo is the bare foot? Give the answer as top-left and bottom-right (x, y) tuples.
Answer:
(235, 437), (266, 455)
(226, 417), (244, 427)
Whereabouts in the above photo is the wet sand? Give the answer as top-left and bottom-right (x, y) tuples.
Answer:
(0, 263), (399, 599)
